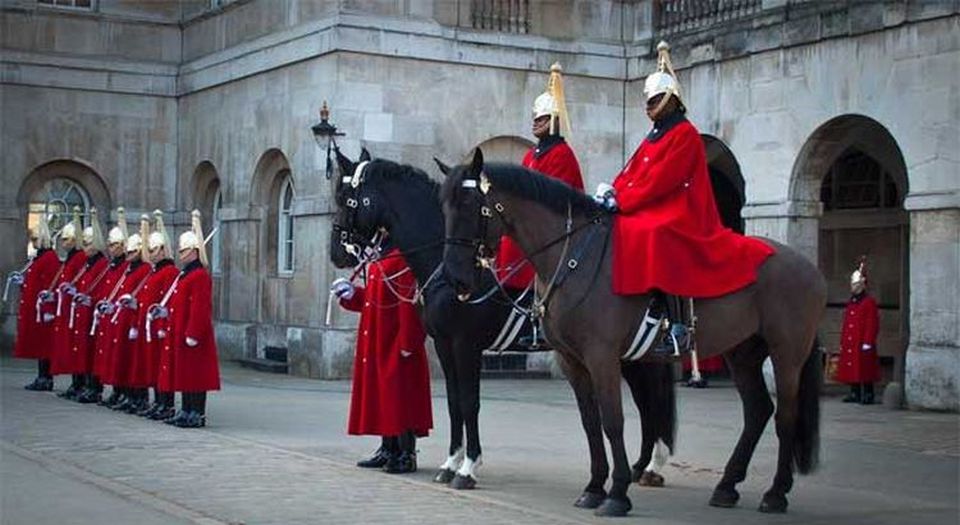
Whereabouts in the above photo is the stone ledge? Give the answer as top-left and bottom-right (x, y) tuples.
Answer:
(904, 191), (960, 211)
(741, 200), (823, 219)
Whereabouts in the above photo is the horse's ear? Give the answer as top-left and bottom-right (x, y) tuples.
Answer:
(470, 148), (484, 174)
(359, 147), (371, 162)
(434, 157), (452, 177)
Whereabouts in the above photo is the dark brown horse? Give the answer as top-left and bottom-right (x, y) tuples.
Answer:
(437, 149), (825, 517)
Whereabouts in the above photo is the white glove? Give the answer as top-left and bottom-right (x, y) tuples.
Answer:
(593, 183), (618, 212)
(331, 278), (355, 300)
(186, 337), (198, 347)
(128, 328), (138, 340)
(157, 329), (167, 340)
(42, 313), (55, 323)
(861, 344), (873, 352)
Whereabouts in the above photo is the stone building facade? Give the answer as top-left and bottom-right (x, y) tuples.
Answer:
(1, 0), (957, 410)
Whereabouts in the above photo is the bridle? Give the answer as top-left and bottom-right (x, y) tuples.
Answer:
(449, 172), (609, 321)
(334, 161), (382, 257)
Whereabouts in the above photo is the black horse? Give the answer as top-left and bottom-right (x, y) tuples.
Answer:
(328, 149), (678, 490)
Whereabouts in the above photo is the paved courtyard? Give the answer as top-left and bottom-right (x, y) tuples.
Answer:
(1, 359), (957, 525)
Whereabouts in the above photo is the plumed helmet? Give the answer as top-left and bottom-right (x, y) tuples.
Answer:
(850, 256), (868, 288)
(148, 209), (172, 257)
(60, 206), (82, 241)
(107, 207), (128, 246)
(531, 62), (572, 137)
(82, 207), (106, 252)
(125, 233), (142, 254)
(178, 210), (209, 266)
(643, 41), (684, 107)
(34, 211), (53, 250)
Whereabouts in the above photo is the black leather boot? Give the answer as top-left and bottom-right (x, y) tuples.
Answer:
(384, 432), (417, 474)
(57, 375), (83, 399)
(861, 383), (875, 405)
(358, 437), (395, 468)
(650, 295), (690, 357)
(842, 384), (861, 403)
(25, 360), (53, 391)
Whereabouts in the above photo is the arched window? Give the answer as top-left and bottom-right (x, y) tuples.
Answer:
(28, 178), (91, 239)
(277, 176), (295, 274)
(210, 189), (223, 273)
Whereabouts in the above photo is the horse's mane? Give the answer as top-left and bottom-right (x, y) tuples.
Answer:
(365, 159), (439, 194)
(480, 162), (600, 216)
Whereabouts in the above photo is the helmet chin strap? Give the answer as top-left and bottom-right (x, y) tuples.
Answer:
(649, 92), (674, 122)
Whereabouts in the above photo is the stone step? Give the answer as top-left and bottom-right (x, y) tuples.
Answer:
(236, 357), (289, 374)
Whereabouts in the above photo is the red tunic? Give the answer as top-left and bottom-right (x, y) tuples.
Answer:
(13, 249), (61, 360)
(55, 253), (108, 374)
(612, 116), (775, 298)
(496, 137), (585, 288)
(106, 261), (151, 387)
(92, 259), (129, 381)
(340, 249), (432, 437)
(166, 261), (220, 392)
(50, 249), (88, 374)
(128, 260), (179, 388)
(834, 294), (880, 384)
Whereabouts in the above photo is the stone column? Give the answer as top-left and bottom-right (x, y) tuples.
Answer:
(904, 198), (959, 411)
(0, 204), (26, 352)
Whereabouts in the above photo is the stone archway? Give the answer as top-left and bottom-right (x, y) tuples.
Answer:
(703, 135), (745, 233)
(791, 115), (909, 387)
(469, 135), (535, 163)
(17, 159), (111, 255)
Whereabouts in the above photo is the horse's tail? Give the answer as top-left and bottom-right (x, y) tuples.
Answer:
(794, 337), (822, 475)
(635, 361), (677, 453)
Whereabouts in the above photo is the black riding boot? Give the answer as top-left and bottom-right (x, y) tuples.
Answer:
(175, 392), (207, 428)
(25, 360), (54, 391)
(150, 392), (176, 420)
(57, 374), (83, 399)
(166, 392), (190, 425)
(842, 384), (861, 403)
(77, 375), (101, 404)
(651, 294), (689, 357)
(384, 431), (418, 474)
(358, 437), (396, 468)
(861, 383), (875, 405)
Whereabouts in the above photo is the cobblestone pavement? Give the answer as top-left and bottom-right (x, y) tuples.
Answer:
(1, 360), (957, 525)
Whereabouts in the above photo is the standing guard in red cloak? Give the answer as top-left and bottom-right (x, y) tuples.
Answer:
(163, 210), (220, 428)
(331, 234), (432, 474)
(602, 42), (775, 356)
(131, 210), (180, 419)
(835, 257), (881, 405)
(49, 208), (94, 398)
(62, 208), (110, 403)
(93, 208), (130, 406)
(105, 219), (151, 412)
(15, 213), (61, 391)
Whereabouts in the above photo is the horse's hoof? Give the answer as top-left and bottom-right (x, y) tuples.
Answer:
(758, 492), (788, 513)
(434, 468), (456, 484)
(573, 490), (606, 509)
(450, 473), (476, 490)
(708, 487), (740, 508)
(593, 497), (632, 517)
(636, 471), (664, 487)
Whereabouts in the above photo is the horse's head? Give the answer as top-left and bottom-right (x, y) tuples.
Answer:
(437, 148), (503, 299)
(330, 147), (380, 269)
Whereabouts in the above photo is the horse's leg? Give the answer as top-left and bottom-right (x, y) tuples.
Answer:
(449, 338), (483, 490)
(433, 336), (464, 484)
(590, 356), (633, 517)
(710, 340), (773, 509)
(758, 351), (804, 514)
(557, 353), (608, 509)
